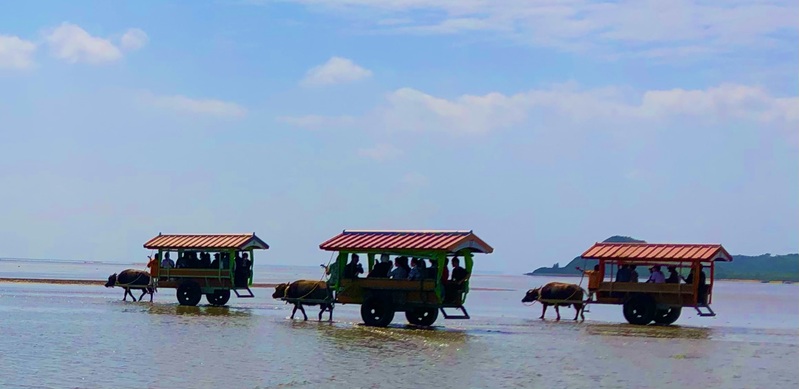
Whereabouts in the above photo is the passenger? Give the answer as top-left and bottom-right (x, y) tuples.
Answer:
(440, 257), (450, 284)
(368, 254), (392, 278)
(451, 256), (468, 284)
(343, 254), (364, 279)
(188, 252), (201, 268)
(221, 252), (231, 269)
(616, 264), (631, 282)
(629, 265), (639, 283)
(683, 267), (708, 305)
(199, 252), (211, 269)
(388, 257), (409, 279)
(646, 265), (666, 283)
(175, 253), (188, 269)
(424, 258), (438, 279)
(210, 253), (220, 269)
(160, 252), (175, 269)
(146, 254), (159, 276)
(665, 266), (680, 284)
(408, 258), (422, 281)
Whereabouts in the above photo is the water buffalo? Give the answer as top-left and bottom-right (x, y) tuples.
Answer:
(272, 280), (333, 321)
(522, 282), (586, 321)
(105, 269), (154, 302)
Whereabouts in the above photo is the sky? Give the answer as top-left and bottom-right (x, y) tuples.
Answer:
(0, 0), (797, 274)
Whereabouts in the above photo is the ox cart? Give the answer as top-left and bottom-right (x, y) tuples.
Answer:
(304, 230), (493, 327)
(144, 233), (269, 306)
(580, 242), (732, 325)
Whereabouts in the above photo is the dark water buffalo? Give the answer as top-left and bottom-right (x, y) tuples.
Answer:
(272, 280), (333, 321)
(105, 269), (154, 302)
(522, 282), (586, 321)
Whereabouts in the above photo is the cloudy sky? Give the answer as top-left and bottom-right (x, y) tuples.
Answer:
(1, 0), (797, 274)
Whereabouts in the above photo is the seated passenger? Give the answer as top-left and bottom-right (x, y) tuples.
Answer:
(440, 258), (450, 284)
(408, 258), (422, 281)
(423, 258), (438, 279)
(343, 254), (364, 279)
(199, 252), (211, 269)
(388, 257), (409, 279)
(210, 253), (220, 269)
(160, 252), (175, 269)
(616, 264), (631, 282)
(683, 267), (708, 305)
(175, 253), (188, 268)
(368, 254), (392, 278)
(451, 257), (468, 284)
(646, 265), (665, 284)
(665, 266), (680, 284)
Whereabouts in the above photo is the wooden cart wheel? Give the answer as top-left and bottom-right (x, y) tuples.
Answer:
(623, 294), (656, 325)
(361, 297), (395, 327)
(653, 307), (682, 325)
(405, 307), (439, 326)
(176, 282), (202, 306)
(206, 289), (231, 306)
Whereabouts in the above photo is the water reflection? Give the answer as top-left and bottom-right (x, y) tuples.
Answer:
(146, 303), (253, 317)
(584, 323), (713, 340)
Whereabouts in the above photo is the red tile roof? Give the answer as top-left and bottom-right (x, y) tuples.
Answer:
(581, 243), (732, 262)
(319, 230), (493, 254)
(143, 233), (269, 250)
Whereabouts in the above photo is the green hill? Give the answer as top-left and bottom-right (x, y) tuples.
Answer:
(526, 236), (799, 282)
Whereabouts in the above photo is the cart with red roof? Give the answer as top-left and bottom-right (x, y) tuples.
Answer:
(319, 230), (493, 327)
(144, 233), (269, 306)
(580, 242), (732, 325)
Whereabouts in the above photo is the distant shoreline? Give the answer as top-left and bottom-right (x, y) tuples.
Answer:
(0, 277), (515, 291)
(523, 274), (794, 284)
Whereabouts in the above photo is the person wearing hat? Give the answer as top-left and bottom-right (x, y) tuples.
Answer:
(646, 265), (666, 283)
(665, 266), (680, 284)
(368, 253), (393, 278)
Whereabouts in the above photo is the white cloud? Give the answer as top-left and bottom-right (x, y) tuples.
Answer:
(144, 93), (248, 117)
(275, 0), (798, 59)
(120, 28), (148, 51)
(283, 83), (798, 135)
(45, 23), (122, 64)
(357, 143), (403, 161)
(44, 23), (148, 64)
(301, 56), (373, 87)
(0, 35), (36, 69)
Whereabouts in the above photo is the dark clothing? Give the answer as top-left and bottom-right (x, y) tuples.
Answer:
(616, 267), (631, 282)
(199, 253), (211, 269)
(451, 266), (468, 283)
(343, 262), (363, 279)
(666, 272), (680, 284)
(368, 262), (391, 278)
(685, 271), (708, 304)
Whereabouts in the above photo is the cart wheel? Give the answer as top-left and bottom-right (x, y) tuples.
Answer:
(405, 307), (439, 326)
(623, 294), (656, 325)
(206, 289), (231, 306)
(653, 307), (682, 325)
(176, 282), (202, 306)
(361, 297), (394, 327)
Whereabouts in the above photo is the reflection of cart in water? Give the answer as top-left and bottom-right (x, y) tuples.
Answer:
(317, 230), (493, 327)
(144, 233), (269, 306)
(580, 242), (732, 325)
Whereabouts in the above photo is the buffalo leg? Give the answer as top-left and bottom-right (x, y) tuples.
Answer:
(328, 305), (334, 322)
(138, 289), (147, 301)
(124, 288), (135, 301)
(555, 305), (561, 321)
(574, 304), (584, 321)
(318, 306), (324, 321)
(298, 304), (308, 321)
(540, 304), (548, 319)
(291, 304), (298, 319)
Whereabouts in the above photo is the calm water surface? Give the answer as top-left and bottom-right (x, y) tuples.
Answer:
(1, 261), (797, 388)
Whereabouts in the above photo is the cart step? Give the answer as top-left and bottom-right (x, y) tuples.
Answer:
(694, 305), (715, 317)
(234, 287), (255, 298)
(440, 306), (470, 320)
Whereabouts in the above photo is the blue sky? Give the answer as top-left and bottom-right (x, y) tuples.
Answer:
(1, 0), (797, 274)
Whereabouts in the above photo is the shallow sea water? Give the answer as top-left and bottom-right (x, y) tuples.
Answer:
(0, 262), (797, 389)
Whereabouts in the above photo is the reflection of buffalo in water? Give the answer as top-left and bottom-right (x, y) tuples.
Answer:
(522, 282), (586, 321)
(272, 280), (333, 321)
(105, 269), (154, 302)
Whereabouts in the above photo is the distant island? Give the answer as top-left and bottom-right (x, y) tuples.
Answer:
(527, 236), (799, 282)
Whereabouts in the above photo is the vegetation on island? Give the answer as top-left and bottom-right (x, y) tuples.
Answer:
(527, 236), (799, 282)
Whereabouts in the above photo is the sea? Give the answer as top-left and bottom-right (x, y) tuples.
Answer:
(1, 258), (797, 389)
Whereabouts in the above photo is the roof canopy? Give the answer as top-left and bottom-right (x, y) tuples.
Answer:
(581, 242), (732, 263)
(319, 230), (494, 254)
(144, 233), (269, 250)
